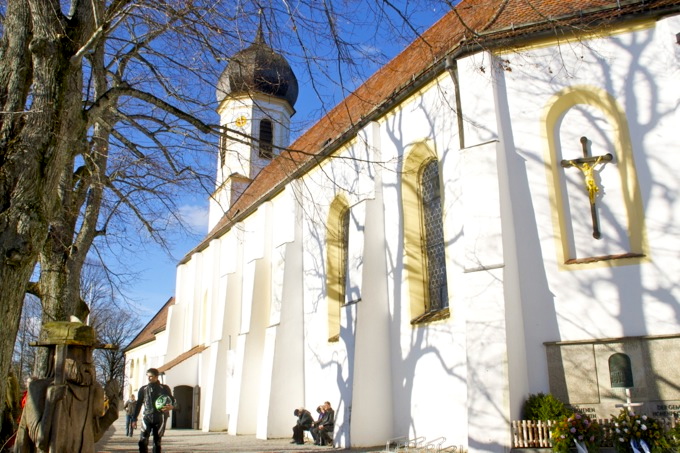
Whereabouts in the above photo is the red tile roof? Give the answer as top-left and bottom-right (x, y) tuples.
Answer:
(124, 297), (174, 351)
(157, 344), (208, 373)
(181, 0), (679, 263)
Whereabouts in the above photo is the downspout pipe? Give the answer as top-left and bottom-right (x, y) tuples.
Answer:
(445, 56), (465, 150)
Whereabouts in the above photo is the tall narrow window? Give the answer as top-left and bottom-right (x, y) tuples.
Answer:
(259, 119), (273, 159)
(129, 360), (135, 391)
(327, 196), (350, 342)
(339, 209), (350, 299)
(402, 143), (450, 324)
(422, 160), (448, 312)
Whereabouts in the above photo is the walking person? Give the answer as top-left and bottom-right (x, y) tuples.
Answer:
(133, 368), (174, 453)
(124, 394), (137, 437)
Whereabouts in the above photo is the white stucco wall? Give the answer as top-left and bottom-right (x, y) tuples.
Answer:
(495, 17), (680, 342)
(156, 11), (680, 453)
(489, 12), (679, 423)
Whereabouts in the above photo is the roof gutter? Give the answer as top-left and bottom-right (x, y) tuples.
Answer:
(180, 0), (680, 263)
(180, 49), (466, 263)
(464, 0), (680, 48)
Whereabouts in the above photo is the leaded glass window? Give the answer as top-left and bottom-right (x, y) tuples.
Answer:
(422, 160), (448, 311)
(340, 208), (350, 304)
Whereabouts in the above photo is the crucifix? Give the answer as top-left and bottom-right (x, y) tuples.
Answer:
(560, 136), (613, 239)
(616, 389), (648, 453)
(615, 388), (643, 414)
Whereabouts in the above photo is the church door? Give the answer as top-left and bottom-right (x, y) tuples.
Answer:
(172, 385), (195, 429)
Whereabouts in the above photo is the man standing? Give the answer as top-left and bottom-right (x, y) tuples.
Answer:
(291, 407), (313, 444)
(124, 394), (137, 437)
(133, 368), (174, 453)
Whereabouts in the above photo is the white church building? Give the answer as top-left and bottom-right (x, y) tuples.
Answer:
(124, 0), (680, 451)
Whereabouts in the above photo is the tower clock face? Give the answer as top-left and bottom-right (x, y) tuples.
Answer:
(235, 115), (248, 128)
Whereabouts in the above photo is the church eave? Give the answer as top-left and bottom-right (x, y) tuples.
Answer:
(468, 0), (680, 49)
(181, 0), (680, 265)
(216, 91), (296, 117)
(123, 297), (174, 352)
(181, 50), (467, 263)
(544, 332), (680, 346)
(157, 344), (208, 373)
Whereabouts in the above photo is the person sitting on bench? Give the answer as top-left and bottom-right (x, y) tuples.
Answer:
(311, 401), (334, 446)
(291, 407), (313, 444)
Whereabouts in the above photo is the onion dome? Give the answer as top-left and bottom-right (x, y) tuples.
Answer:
(217, 26), (298, 108)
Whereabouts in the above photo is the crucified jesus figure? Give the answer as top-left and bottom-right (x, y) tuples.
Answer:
(564, 154), (608, 204)
(560, 136), (613, 239)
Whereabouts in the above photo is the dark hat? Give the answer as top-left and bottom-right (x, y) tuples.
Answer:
(30, 321), (116, 349)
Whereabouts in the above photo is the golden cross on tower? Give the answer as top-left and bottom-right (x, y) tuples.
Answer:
(560, 136), (613, 239)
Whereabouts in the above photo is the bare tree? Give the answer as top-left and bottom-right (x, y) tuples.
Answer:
(12, 295), (42, 387)
(82, 262), (143, 389)
(0, 0), (448, 418)
(91, 306), (143, 391)
(14, 262), (143, 390)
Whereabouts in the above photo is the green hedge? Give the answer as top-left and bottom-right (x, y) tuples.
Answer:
(523, 393), (571, 421)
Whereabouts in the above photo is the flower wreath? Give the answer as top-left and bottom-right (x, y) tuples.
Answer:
(610, 409), (671, 453)
(551, 413), (600, 453)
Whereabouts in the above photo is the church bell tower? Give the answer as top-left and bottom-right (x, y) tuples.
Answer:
(210, 26), (299, 230)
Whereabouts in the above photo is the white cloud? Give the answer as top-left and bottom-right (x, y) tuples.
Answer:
(179, 203), (209, 234)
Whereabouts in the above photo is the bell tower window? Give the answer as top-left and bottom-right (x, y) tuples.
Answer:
(259, 119), (274, 159)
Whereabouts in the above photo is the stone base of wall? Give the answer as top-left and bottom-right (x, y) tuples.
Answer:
(511, 449), (617, 453)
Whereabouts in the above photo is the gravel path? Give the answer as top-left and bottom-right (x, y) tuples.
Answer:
(96, 411), (383, 453)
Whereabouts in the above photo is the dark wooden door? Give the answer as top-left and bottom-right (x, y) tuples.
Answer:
(172, 385), (194, 429)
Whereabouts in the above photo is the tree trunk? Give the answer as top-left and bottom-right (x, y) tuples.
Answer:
(35, 37), (110, 375)
(0, 0), (92, 417)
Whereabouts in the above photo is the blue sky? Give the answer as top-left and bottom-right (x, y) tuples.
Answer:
(124, 199), (209, 320)
(121, 3), (449, 322)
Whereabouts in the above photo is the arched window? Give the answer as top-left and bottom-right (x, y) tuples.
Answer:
(142, 357), (147, 386)
(609, 353), (634, 388)
(402, 143), (450, 324)
(129, 360), (135, 394)
(422, 160), (449, 313)
(543, 86), (647, 267)
(259, 119), (274, 159)
(326, 196), (350, 342)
